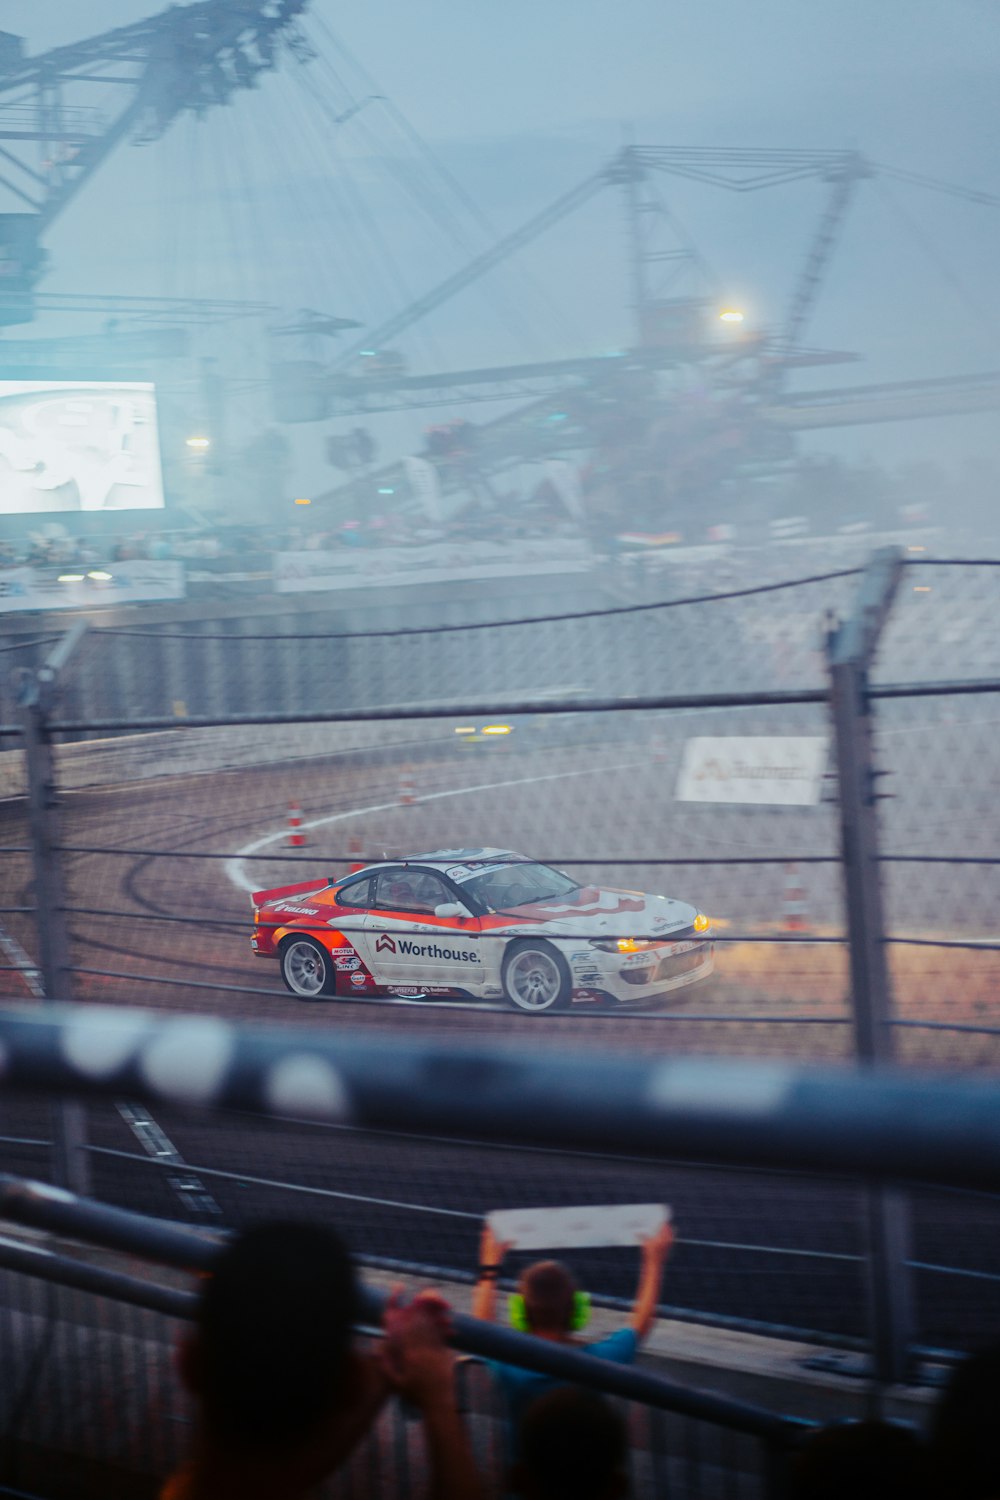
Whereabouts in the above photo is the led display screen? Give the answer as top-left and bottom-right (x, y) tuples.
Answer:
(0, 379), (165, 513)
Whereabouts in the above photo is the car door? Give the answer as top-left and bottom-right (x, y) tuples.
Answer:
(363, 868), (484, 991)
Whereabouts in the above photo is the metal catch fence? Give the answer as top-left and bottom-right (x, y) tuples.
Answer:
(1, 548), (999, 1389)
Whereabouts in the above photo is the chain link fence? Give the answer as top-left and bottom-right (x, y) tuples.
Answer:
(871, 561), (1000, 1061)
(869, 558), (1000, 1348)
(2, 550), (1000, 1370)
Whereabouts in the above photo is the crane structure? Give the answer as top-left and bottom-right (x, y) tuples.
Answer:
(0, 0), (311, 326)
(307, 145), (1000, 523)
(0, 7), (996, 532)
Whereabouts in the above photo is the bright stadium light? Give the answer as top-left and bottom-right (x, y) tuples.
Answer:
(185, 435), (211, 450)
(87, 570), (113, 581)
(718, 307), (745, 323)
(57, 573), (85, 583)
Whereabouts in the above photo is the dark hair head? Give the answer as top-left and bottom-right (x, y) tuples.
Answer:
(931, 1343), (1000, 1499)
(196, 1221), (357, 1452)
(517, 1387), (627, 1500)
(520, 1261), (577, 1333)
(789, 1420), (927, 1500)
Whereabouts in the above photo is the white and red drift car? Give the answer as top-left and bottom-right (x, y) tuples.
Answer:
(252, 847), (713, 1013)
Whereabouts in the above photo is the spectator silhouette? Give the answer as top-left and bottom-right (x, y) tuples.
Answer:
(162, 1220), (482, 1500)
(930, 1341), (1000, 1499)
(789, 1419), (930, 1500)
(510, 1387), (628, 1500)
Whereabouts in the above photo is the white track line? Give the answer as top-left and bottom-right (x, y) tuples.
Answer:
(0, 920), (43, 999)
(225, 760), (643, 895)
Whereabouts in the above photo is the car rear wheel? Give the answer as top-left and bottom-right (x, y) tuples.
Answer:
(280, 936), (335, 1000)
(501, 940), (571, 1014)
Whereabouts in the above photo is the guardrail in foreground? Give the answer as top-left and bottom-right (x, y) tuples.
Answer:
(0, 1172), (804, 1445)
(3, 1003), (1000, 1193)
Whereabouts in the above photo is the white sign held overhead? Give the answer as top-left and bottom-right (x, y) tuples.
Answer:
(675, 737), (828, 806)
(487, 1203), (670, 1251)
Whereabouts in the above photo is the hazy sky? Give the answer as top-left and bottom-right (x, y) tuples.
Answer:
(4, 0), (1000, 486)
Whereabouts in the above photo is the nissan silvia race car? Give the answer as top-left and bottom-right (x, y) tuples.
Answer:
(251, 847), (713, 1013)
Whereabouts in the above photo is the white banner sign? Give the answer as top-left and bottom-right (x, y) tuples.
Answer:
(0, 560), (185, 614)
(403, 456), (444, 525)
(675, 736), (828, 806)
(274, 540), (591, 594)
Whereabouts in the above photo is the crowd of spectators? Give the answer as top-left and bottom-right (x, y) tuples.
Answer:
(158, 1212), (1000, 1500)
(2, 508), (987, 612)
(0, 497), (580, 575)
(0, 529), (220, 569)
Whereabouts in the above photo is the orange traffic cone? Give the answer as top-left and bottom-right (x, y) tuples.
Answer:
(398, 767), (416, 806)
(783, 863), (807, 932)
(288, 802), (306, 848)
(347, 833), (365, 872)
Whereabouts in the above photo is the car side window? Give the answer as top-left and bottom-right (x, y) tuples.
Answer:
(374, 869), (452, 914)
(336, 877), (371, 909)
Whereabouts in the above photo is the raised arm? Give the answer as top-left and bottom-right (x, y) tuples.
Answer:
(628, 1221), (675, 1343)
(471, 1222), (508, 1323)
(382, 1290), (484, 1500)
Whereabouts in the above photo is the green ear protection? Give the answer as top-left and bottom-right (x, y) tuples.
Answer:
(508, 1291), (591, 1334)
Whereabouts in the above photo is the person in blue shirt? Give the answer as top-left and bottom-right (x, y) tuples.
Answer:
(471, 1218), (675, 1451)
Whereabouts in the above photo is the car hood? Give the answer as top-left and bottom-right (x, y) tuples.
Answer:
(498, 886), (699, 938)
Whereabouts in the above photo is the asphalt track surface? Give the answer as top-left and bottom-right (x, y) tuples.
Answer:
(1, 720), (999, 1352)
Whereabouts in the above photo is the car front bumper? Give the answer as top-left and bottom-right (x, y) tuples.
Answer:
(565, 938), (714, 1003)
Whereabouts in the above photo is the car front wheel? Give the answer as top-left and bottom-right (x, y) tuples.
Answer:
(280, 936), (335, 1000)
(500, 940), (571, 1014)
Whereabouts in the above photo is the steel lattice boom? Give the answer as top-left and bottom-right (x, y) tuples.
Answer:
(0, 0), (310, 325)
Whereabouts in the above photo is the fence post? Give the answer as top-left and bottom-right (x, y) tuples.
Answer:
(827, 546), (911, 1396)
(16, 623), (90, 1196)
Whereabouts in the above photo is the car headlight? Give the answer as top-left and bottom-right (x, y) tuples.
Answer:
(589, 937), (650, 954)
(693, 912), (710, 933)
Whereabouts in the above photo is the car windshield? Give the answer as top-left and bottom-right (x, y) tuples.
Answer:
(460, 862), (579, 912)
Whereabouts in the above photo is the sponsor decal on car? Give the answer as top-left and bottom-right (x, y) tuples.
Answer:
(349, 972), (368, 987)
(335, 956), (361, 971)
(386, 985), (458, 997)
(275, 903), (320, 915)
(375, 933), (480, 962)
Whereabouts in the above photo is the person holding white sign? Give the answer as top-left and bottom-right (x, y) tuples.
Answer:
(471, 1207), (675, 1453)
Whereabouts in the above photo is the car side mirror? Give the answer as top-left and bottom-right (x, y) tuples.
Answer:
(435, 902), (471, 920)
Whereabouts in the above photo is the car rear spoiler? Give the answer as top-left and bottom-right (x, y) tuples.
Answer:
(251, 877), (330, 906)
